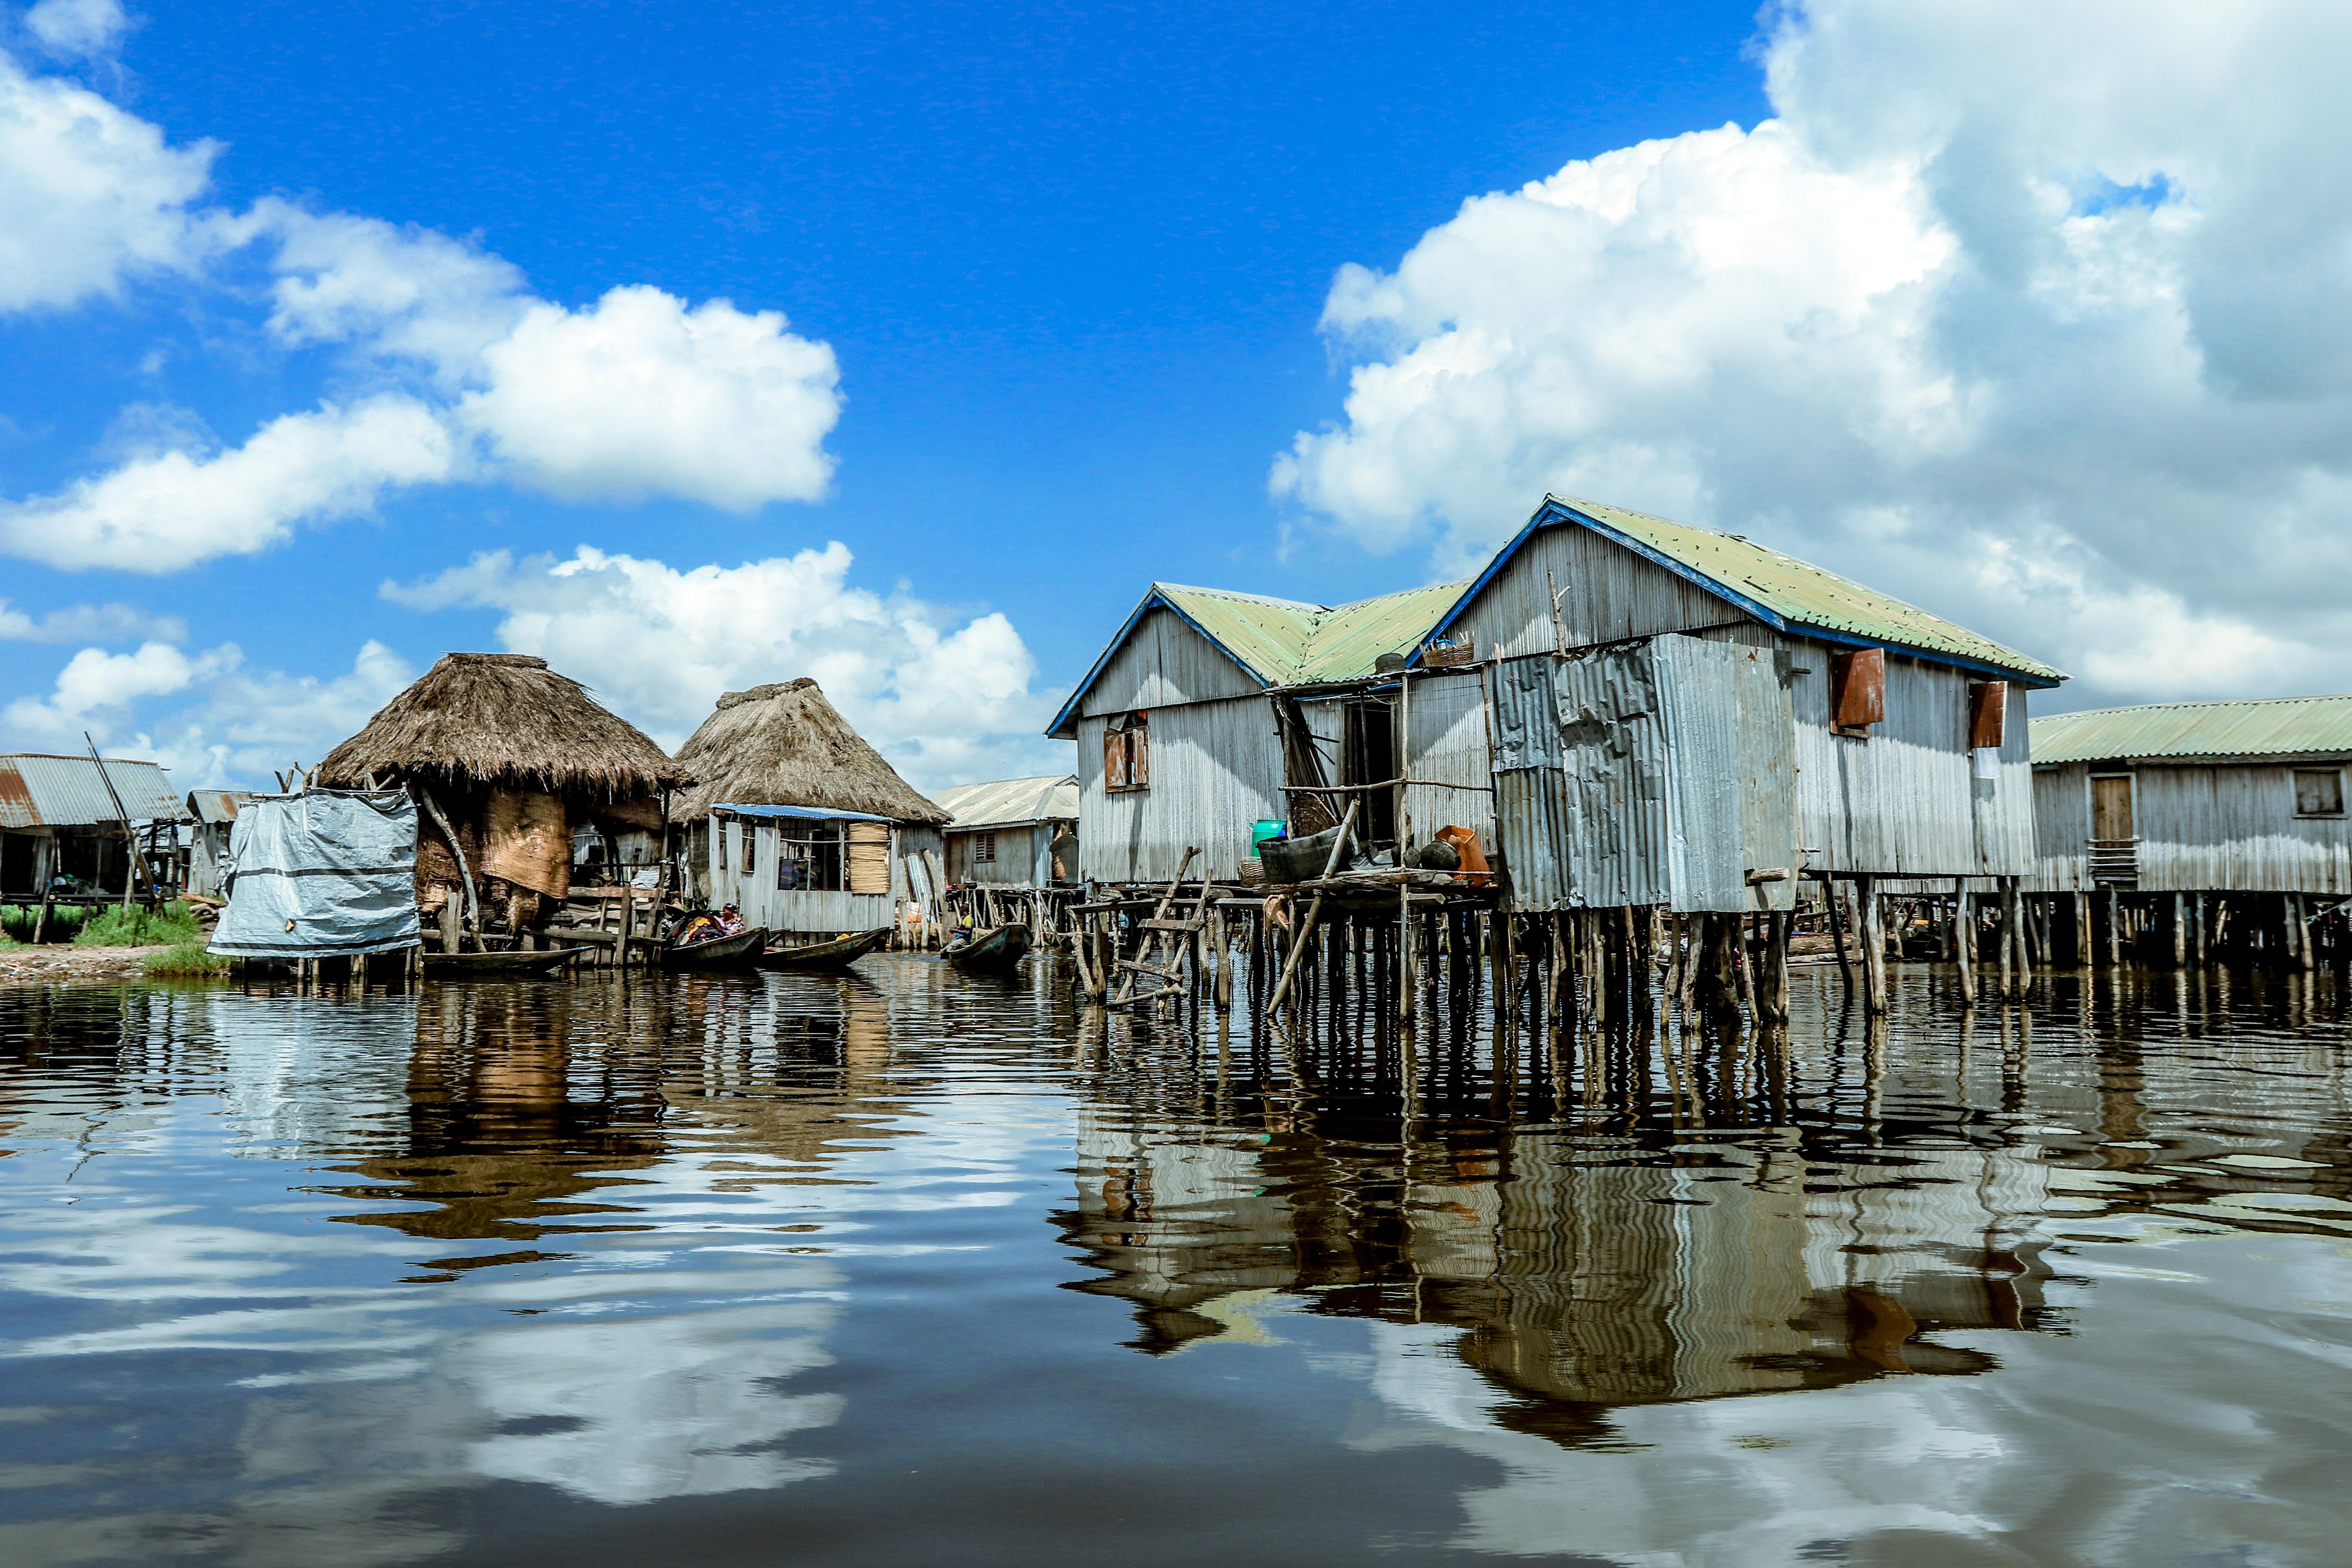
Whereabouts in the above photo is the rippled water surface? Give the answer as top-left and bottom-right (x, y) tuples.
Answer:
(2, 957), (2349, 1567)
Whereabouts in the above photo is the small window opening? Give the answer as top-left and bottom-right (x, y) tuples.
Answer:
(1104, 712), (1150, 793)
(975, 831), (996, 863)
(1829, 648), (1885, 738)
(2295, 769), (2344, 817)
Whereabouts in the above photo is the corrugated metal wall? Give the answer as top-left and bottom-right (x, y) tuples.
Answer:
(2030, 760), (2352, 893)
(1076, 695), (1284, 882)
(1492, 655), (1587, 907)
(1447, 522), (1732, 662)
(1403, 668), (1493, 849)
(949, 823), (1047, 885)
(706, 819), (897, 932)
(1078, 606), (1265, 719)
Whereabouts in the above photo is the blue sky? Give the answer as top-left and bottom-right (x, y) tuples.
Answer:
(7, 0), (2352, 790)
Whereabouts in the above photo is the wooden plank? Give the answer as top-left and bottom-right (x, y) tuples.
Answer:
(1141, 917), (1203, 933)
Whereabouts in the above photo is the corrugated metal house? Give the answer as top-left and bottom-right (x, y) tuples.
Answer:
(0, 754), (182, 900)
(933, 774), (1078, 888)
(1047, 581), (1472, 882)
(2028, 696), (2352, 893)
(184, 789), (257, 898)
(1429, 496), (2066, 908)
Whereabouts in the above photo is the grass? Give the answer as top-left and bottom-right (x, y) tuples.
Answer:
(73, 901), (205, 948)
(0, 903), (89, 943)
(142, 942), (229, 978)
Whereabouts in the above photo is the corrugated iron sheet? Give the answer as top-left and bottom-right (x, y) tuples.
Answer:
(1549, 646), (1672, 909)
(185, 789), (251, 825)
(2031, 695), (2352, 764)
(1547, 496), (2065, 682)
(931, 773), (1080, 830)
(0, 754), (179, 826)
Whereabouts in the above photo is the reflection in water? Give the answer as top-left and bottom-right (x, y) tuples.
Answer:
(0, 960), (2348, 1566)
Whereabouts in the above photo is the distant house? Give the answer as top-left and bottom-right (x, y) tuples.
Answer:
(671, 679), (951, 940)
(1047, 581), (1472, 883)
(0, 753), (182, 903)
(184, 790), (256, 899)
(2030, 695), (2352, 895)
(933, 774), (1079, 888)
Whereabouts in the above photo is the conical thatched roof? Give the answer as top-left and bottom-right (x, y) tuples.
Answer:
(671, 678), (949, 824)
(316, 652), (692, 799)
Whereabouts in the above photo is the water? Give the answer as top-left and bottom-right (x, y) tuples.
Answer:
(1, 958), (2349, 1567)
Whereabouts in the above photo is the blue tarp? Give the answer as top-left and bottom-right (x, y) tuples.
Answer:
(209, 790), (422, 957)
(714, 802), (897, 824)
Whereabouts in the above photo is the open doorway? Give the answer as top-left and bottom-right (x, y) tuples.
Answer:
(1342, 699), (1397, 846)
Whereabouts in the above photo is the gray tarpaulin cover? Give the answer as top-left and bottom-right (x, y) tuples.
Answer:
(209, 790), (421, 957)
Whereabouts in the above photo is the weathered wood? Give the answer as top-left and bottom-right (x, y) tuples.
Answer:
(1954, 885), (1976, 1007)
(1999, 877), (2023, 998)
(1859, 877), (1887, 1014)
(1264, 804), (1359, 1014)
(1825, 876), (1856, 1001)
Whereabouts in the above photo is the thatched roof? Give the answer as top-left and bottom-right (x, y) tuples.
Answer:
(316, 653), (692, 800)
(671, 678), (949, 824)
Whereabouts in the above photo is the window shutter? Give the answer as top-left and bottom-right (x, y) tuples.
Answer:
(1103, 723), (1128, 790)
(1129, 715), (1149, 787)
(1831, 648), (1885, 730)
(1968, 681), (2007, 750)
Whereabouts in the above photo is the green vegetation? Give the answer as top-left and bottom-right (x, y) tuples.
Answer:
(142, 942), (229, 978)
(73, 901), (205, 948)
(0, 903), (86, 942)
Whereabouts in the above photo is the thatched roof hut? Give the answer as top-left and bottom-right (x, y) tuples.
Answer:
(672, 678), (949, 824)
(317, 653), (690, 801)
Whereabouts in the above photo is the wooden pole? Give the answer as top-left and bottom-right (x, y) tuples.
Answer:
(1826, 876), (1856, 1001)
(617, 882), (635, 970)
(1999, 877), (2023, 999)
(2294, 892), (2315, 973)
(2193, 892), (2209, 968)
(2171, 893), (2188, 970)
(1265, 804), (1358, 1013)
(1955, 884), (1976, 1008)
(1859, 876), (1886, 1015)
(1733, 914), (1756, 1014)
(1762, 909), (1792, 1024)
(1213, 906), (1233, 1011)
(2104, 889), (2120, 968)
(1397, 884), (1418, 1034)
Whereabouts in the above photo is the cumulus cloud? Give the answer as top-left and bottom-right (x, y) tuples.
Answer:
(1275, 0), (2352, 706)
(2, 637), (233, 738)
(384, 544), (1058, 787)
(0, 60), (842, 572)
(0, 596), (184, 643)
(24, 0), (129, 58)
(0, 47), (212, 311)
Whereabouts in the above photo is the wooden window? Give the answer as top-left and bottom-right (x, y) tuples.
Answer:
(1967, 681), (2007, 750)
(1829, 648), (1885, 736)
(1105, 713), (1149, 793)
(716, 820), (728, 872)
(2295, 769), (2344, 817)
(741, 824), (756, 876)
(974, 831), (996, 863)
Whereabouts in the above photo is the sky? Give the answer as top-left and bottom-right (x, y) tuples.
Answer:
(3, 0), (2350, 792)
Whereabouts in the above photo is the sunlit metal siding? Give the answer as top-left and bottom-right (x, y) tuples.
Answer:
(932, 774), (1078, 831)
(2030, 759), (2352, 893)
(1402, 668), (1492, 849)
(1445, 522), (1730, 663)
(1076, 695), (1282, 882)
(0, 754), (179, 826)
(1077, 607), (1265, 719)
(950, 822), (1054, 886)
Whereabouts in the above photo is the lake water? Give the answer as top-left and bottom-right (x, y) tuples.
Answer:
(1, 957), (2348, 1567)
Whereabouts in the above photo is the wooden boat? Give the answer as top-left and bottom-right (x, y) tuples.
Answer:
(943, 922), (1029, 976)
(757, 927), (891, 971)
(422, 946), (586, 979)
(660, 926), (771, 971)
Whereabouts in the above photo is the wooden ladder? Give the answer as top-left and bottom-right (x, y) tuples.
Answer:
(1109, 847), (1210, 1011)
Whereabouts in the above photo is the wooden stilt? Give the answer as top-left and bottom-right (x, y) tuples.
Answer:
(1397, 884), (1418, 1034)
(1762, 909), (1792, 1024)
(1955, 882), (1977, 1008)
(1733, 914), (1756, 1014)
(2000, 877), (2023, 999)
(1825, 877), (1855, 1002)
(1859, 876), (1887, 1015)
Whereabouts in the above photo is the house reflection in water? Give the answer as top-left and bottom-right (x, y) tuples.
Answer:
(1058, 1049), (2056, 1446)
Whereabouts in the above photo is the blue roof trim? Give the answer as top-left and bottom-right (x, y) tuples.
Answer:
(1044, 586), (1273, 738)
(1421, 497), (2062, 688)
(715, 802), (899, 824)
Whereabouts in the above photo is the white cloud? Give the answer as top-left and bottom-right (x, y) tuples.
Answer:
(0, 597), (185, 642)
(458, 286), (839, 509)
(0, 61), (844, 572)
(1275, 0), (2352, 706)
(24, 0), (129, 58)
(2, 637), (233, 738)
(0, 49), (212, 311)
(0, 395), (455, 572)
(384, 544), (1060, 787)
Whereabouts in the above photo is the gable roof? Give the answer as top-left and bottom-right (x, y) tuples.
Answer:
(931, 774), (1080, 830)
(1430, 495), (2066, 686)
(672, 678), (949, 824)
(1047, 578), (1472, 736)
(0, 754), (180, 829)
(2031, 695), (2352, 765)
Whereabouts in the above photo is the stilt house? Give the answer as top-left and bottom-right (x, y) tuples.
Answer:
(671, 679), (950, 941)
(315, 653), (691, 942)
(2028, 695), (2352, 894)
(1423, 496), (2066, 912)
(184, 789), (256, 898)
(1047, 581), (1473, 882)
(933, 773), (1079, 888)
(0, 753), (182, 903)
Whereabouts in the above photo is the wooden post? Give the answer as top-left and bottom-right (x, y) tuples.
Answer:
(1825, 877), (1855, 1002)
(1265, 804), (1358, 1013)
(1999, 877), (2023, 999)
(1955, 884), (1977, 1008)
(1213, 906), (1233, 1012)
(1397, 884), (1417, 1033)
(2193, 892), (2210, 968)
(1761, 910), (1792, 1024)
(440, 894), (460, 955)
(1859, 876), (1886, 1015)
(1733, 914), (1756, 1014)
(2104, 890), (2121, 967)
(2293, 892), (2315, 973)
(2171, 893), (2188, 969)
(617, 884), (634, 970)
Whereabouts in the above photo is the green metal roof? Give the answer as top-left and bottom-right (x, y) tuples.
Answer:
(1543, 496), (2067, 684)
(1155, 579), (1474, 686)
(2031, 695), (2352, 765)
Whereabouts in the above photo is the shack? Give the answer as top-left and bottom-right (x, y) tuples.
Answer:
(671, 679), (951, 945)
(184, 790), (255, 899)
(2028, 694), (2352, 968)
(1047, 581), (1472, 883)
(315, 652), (692, 950)
(0, 753), (182, 909)
(934, 774), (1079, 888)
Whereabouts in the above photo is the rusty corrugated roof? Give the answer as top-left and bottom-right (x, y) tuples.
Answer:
(0, 754), (181, 827)
(2031, 695), (2352, 764)
(186, 789), (252, 825)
